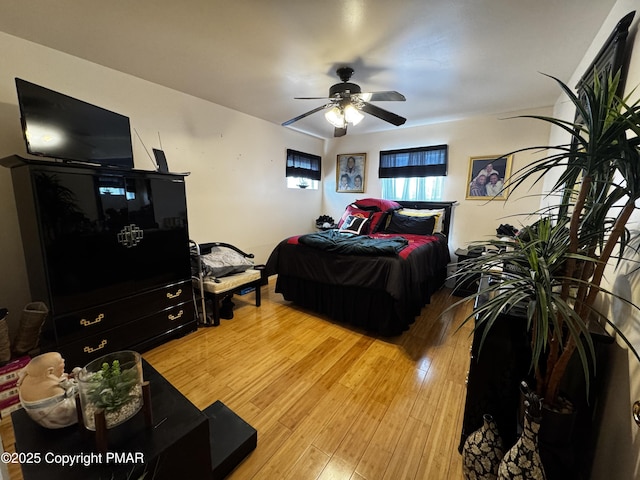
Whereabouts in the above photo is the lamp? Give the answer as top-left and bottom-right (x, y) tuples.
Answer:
(324, 106), (345, 128)
(324, 102), (364, 128)
(344, 104), (364, 125)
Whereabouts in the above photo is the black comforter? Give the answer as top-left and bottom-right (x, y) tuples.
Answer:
(298, 230), (408, 255)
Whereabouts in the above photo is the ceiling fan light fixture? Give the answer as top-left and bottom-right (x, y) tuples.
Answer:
(344, 104), (364, 125)
(283, 67), (407, 135)
(325, 106), (346, 128)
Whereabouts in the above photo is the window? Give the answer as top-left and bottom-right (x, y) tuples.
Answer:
(286, 149), (321, 190)
(98, 186), (136, 200)
(381, 176), (445, 201)
(379, 145), (447, 201)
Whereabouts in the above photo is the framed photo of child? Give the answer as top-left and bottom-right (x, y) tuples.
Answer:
(336, 153), (366, 193)
(466, 154), (513, 200)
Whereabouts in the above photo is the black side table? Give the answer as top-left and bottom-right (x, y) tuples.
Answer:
(452, 247), (483, 297)
(13, 360), (212, 480)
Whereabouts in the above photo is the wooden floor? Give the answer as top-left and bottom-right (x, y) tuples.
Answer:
(1, 278), (474, 479)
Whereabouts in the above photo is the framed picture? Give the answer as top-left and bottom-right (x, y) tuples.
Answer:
(336, 153), (366, 193)
(466, 155), (513, 200)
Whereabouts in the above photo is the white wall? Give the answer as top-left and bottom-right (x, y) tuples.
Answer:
(0, 31), (553, 338)
(321, 109), (551, 253)
(0, 32), (323, 336)
(542, 1), (640, 477)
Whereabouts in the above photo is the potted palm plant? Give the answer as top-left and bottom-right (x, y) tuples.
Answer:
(453, 72), (640, 446)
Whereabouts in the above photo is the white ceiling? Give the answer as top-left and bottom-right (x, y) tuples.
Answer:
(0, 0), (618, 139)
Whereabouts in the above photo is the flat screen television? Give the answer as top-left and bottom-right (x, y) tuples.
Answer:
(15, 78), (134, 169)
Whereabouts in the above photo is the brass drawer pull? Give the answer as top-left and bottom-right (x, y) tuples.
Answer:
(166, 289), (183, 299)
(80, 313), (105, 327)
(84, 339), (107, 353)
(168, 310), (184, 321)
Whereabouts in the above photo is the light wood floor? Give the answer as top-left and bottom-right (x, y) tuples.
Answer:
(1, 278), (474, 479)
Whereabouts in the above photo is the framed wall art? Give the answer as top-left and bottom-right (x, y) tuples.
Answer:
(336, 153), (366, 193)
(466, 154), (513, 200)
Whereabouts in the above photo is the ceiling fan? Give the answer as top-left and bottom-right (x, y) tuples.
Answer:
(282, 67), (406, 137)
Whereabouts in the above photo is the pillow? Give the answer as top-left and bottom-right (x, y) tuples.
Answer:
(384, 213), (436, 235)
(367, 211), (388, 233)
(200, 246), (254, 278)
(355, 198), (402, 212)
(337, 204), (373, 233)
(354, 199), (401, 232)
(339, 215), (369, 235)
(351, 203), (380, 212)
(396, 208), (446, 233)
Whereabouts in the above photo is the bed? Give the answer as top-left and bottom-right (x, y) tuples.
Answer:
(265, 199), (455, 336)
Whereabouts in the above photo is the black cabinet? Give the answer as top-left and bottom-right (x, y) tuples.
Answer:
(3, 156), (196, 367)
(459, 304), (529, 450)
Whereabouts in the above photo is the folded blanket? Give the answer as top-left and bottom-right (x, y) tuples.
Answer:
(298, 230), (408, 256)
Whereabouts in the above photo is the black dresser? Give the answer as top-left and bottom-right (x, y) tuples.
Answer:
(2, 155), (196, 368)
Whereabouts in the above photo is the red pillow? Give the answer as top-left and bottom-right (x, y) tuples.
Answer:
(367, 211), (387, 233)
(355, 198), (402, 212)
(354, 198), (401, 232)
(337, 204), (373, 233)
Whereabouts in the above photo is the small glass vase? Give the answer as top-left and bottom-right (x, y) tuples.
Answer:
(497, 412), (546, 480)
(78, 350), (144, 430)
(462, 413), (505, 479)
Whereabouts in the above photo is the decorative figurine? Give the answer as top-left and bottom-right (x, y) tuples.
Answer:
(17, 352), (80, 428)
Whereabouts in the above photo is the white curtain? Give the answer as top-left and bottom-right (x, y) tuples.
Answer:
(381, 177), (445, 201)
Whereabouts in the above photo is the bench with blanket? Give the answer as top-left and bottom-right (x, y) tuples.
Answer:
(190, 241), (262, 326)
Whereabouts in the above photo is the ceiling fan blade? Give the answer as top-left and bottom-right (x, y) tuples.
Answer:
(359, 102), (406, 126)
(282, 104), (331, 126)
(294, 96), (331, 100)
(357, 91), (406, 101)
(334, 126), (347, 137)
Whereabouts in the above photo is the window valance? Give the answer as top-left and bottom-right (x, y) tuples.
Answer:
(286, 149), (321, 181)
(379, 145), (448, 178)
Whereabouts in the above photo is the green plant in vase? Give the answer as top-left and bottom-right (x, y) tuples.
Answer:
(79, 351), (143, 430)
(87, 360), (139, 412)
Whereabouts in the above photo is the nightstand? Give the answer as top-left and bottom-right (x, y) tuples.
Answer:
(453, 247), (483, 297)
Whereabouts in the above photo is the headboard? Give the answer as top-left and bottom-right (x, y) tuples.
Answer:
(397, 200), (457, 239)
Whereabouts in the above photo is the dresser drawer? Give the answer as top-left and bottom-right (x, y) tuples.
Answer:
(59, 300), (195, 368)
(54, 280), (193, 342)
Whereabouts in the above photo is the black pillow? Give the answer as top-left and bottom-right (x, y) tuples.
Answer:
(339, 215), (369, 235)
(384, 213), (436, 235)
